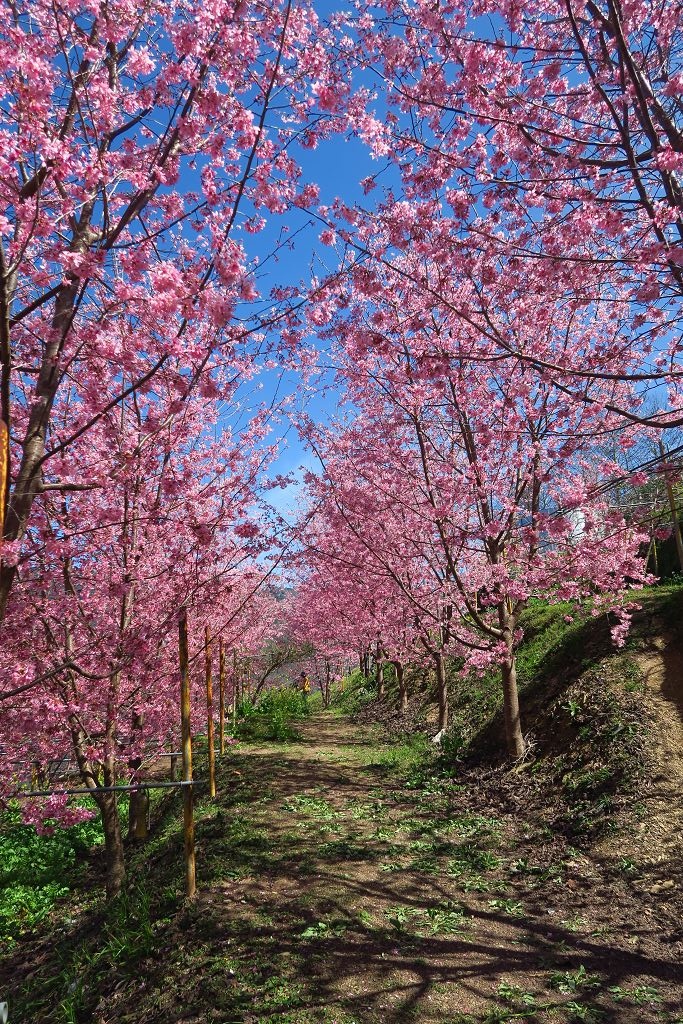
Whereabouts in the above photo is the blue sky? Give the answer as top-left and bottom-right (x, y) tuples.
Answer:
(232, 121), (388, 519)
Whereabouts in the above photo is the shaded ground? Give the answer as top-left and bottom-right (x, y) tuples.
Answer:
(5, 711), (681, 1024)
(630, 630), (683, 885)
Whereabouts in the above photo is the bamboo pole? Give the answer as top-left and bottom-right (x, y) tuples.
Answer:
(0, 418), (7, 549)
(219, 638), (226, 755)
(205, 625), (216, 797)
(232, 650), (238, 730)
(179, 607), (196, 898)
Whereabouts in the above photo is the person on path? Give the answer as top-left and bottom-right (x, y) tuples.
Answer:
(298, 671), (311, 698)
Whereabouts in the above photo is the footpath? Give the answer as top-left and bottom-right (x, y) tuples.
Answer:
(7, 714), (683, 1024)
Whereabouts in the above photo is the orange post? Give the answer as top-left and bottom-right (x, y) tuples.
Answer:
(205, 625), (216, 797)
(219, 638), (226, 755)
(232, 650), (238, 729)
(179, 607), (196, 898)
(0, 418), (8, 547)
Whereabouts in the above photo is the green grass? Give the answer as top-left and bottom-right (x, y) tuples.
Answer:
(0, 804), (104, 949)
(330, 668), (376, 714)
(235, 685), (314, 741)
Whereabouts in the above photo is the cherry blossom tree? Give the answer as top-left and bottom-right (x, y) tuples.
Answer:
(286, 532), (417, 705)
(324, 0), (682, 429)
(0, 0), (340, 619)
(294, 253), (652, 754)
(0, 375), (283, 895)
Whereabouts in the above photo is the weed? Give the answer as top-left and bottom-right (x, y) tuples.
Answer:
(282, 795), (339, 820)
(460, 874), (504, 893)
(631, 984), (661, 1005)
(615, 856), (639, 875)
(318, 838), (376, 861)
(488, 898), (525, 917)
(563, 1001), (605, 1022)
(0, 805), (103, 947)
(497, 982), (538, 1008)
(410, 854), (440, 874)
(563, 698), (584, 720)
(549, 965), (601, 994)
(331, 671), (375, 715)
(386, 905), (423, 931)
(424, 901), (469, 934)
(609, 983), (663, 1006)
(299, 919), (347, 940)
(236, 687), (310, 742)
(560, 913), (587, 933)
(448, 844), (500, 877)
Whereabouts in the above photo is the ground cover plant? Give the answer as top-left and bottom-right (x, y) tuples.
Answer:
(0, 806), (104, 950)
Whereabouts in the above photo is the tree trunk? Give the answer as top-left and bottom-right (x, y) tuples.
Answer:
(67, 683), (126, 897)
(97, 790), (126, 899)
(128, 787), (149, 842)
(501, 652), (524, 758)
(0, 278), (81, 622)
(497, 605), (525, 758)
(393, 660), (407, 712)
(127, 711), (148, 842)
(433, 651), (448, 731)
(376, 642), (385, 699)
(219, 639), (226, 755)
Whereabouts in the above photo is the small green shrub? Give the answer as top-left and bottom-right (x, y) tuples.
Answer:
(236, 686), (311, 742)
(331, 669), (375, 714)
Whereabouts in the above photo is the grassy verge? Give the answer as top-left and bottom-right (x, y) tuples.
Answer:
(0, 804), (104, 952)
(448, 580), (683, 760)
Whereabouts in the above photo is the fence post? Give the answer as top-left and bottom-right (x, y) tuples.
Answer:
(232, 650), (238, 730)
(179, 606), (196, 898)
(205, 625), (216, 797)
(219, 638), (226, 755)
(0, 418), (8, 553)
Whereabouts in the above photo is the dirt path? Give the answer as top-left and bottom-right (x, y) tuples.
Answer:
(74, 713), (680, 1024)
(7, 712), (682, 1024)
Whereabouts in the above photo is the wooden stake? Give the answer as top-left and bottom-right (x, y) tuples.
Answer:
(232, 650), (238, 730)
(0, 418), (8, 549)
(205, 625), (216, 797)
(219, 638), (226, 755)
(179, 606), (196, 898)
